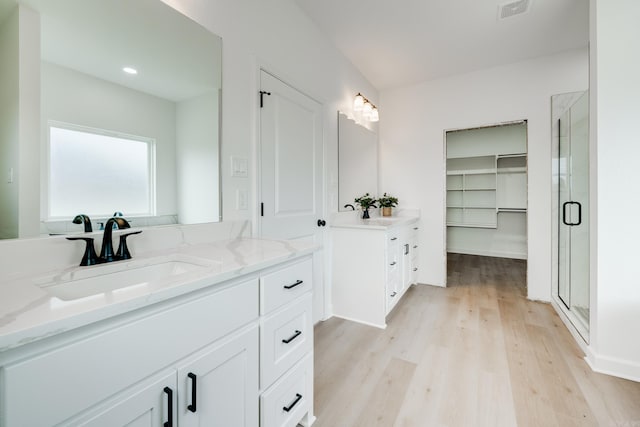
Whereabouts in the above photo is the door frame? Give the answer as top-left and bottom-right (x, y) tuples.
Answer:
(442, 119), (529, 290)
(254, 65), (330, 322)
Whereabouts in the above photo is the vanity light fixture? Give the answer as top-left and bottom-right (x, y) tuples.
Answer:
(122, 67), (138, 75)
(370, 107), (379, 122)
(354, 93), (365, 111)
(353, 93), (379, 122)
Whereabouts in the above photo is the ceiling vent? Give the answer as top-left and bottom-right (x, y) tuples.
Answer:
(498, 0), (532, 20)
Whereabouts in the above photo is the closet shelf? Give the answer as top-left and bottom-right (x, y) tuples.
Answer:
(447, 169), (496, 176)
(446, 222), (497, 229)
(497, 167), (526, 174)
(497, 208), (527, 213)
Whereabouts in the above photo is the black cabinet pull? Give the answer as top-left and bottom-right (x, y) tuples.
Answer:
(317, 219), (326, 227)
(413, 267), (418, 272)
(413, 245), (418, 249)
(187, 372), (197, 413)
(391, 292), (397, 297)
(404, 244), (409, 255)
(390, 261), (396, 266)
(163, 387), (173, 427)
(284, 280), (303, 290)
(283, 393), (303, 412)
(282, 330), (302, 344)
(413, 227), (419, 230)
(390, 237), (398, 241)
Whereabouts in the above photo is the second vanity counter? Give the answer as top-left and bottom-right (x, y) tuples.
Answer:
(0, 237), (317, 352)
(331, 214), (419, 230)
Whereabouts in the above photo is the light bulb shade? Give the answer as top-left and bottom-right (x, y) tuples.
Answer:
(362, 101), (373, 118)
(354, 93), (365, 111)
(370, 107), (379, 122)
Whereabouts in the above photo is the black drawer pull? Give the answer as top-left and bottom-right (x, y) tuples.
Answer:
(164, 387), (173, 427)
(283, 393), (303, 412)
(187, 372), (197, 413)
(391, 292), (397, 297)
(413, 227), (418, 230)
(413, 245), (418, 249)
(390, 237), (398, 241)
(413, 268), (418, 272)
(282, 330), (302, 344)
(390, 261), (396, 266)
(284, 280), (303, 290)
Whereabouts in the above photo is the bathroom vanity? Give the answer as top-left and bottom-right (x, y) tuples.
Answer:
(331, 214), (420, 328)
(0, 231), (316, 427)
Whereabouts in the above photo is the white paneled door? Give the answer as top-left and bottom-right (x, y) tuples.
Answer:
(259, 70), (325, 323)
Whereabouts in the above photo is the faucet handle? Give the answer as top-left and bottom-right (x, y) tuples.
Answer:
(116, 230), (142, 260)
(66, 237), (99, 266)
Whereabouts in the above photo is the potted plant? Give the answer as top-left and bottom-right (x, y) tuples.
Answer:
(354, 193), (377, 219)
(378, 193), (398, 217)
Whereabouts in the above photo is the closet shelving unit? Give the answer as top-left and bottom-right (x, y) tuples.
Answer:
(446, 153), (526, 228)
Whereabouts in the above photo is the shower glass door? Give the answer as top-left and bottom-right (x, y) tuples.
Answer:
(556, 91), (590, 339)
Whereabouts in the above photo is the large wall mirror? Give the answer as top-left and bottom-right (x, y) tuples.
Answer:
(338, 112), (378, 211)
(0, 0), (222, 239)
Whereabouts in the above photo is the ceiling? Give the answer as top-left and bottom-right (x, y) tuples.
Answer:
(294, 0), (589, 90)
(5, 0), (221, 102)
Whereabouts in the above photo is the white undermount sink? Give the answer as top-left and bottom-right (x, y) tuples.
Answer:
(34, 255), (219, 301)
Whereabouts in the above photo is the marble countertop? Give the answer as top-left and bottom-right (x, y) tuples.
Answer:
(331, 215), (419, 230)
(0, 237), (317, 352)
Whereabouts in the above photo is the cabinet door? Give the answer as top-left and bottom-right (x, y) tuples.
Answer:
(178, 325), (259, 427)
(68, 371), (177, 427)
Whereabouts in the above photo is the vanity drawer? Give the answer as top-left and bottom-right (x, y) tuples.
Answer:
(261, 294), (313, 388)
(260, 258), (312, 315)
(2, 278), (258, 427)
(260, 353), (313, 427)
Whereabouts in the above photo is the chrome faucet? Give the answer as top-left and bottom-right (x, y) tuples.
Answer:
(72, 214), (93, 232)
(99, 217), (131, 263)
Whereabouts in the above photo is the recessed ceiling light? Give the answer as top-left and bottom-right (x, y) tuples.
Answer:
(122, 67), (138, 75)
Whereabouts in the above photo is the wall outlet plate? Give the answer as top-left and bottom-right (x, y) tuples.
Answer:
(236, 189), (248, 210)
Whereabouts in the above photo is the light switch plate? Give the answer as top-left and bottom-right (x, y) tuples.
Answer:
(231, 156), (248, 177)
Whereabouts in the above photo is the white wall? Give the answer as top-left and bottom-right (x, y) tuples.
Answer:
(588, 0), (640, 381)
(176, 90), (220, 224)
(161, 0), (379, 223)
(0, 7), (19, 239)
(17, 5), (40, 238)
(379, 48), (589, 301)
(40, 61), (178, 219)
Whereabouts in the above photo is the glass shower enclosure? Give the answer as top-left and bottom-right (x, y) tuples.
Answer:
(552, 91), (590, 341)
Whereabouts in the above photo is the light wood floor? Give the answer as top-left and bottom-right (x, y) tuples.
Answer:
(313, 254), (640, 427)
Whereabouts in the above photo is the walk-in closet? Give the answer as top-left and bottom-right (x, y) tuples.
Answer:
(445, 122), (528, 284)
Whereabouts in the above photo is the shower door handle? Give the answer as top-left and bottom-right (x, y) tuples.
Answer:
(562, 201), (582, 226)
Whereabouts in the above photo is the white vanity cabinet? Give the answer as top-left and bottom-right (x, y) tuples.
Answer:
(331, 217), (419, 328)
(0, 253), (315, 427)
(259, 258), (315, 427)
(1, 278), (259, 427)
(69, 326), (258, 427)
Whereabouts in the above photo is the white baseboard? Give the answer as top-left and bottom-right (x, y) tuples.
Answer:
(330, 314), (386, 330)
(551, 299), (640, 383)
(585, 352), (640, 383)
(447, 248), (527, 260)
